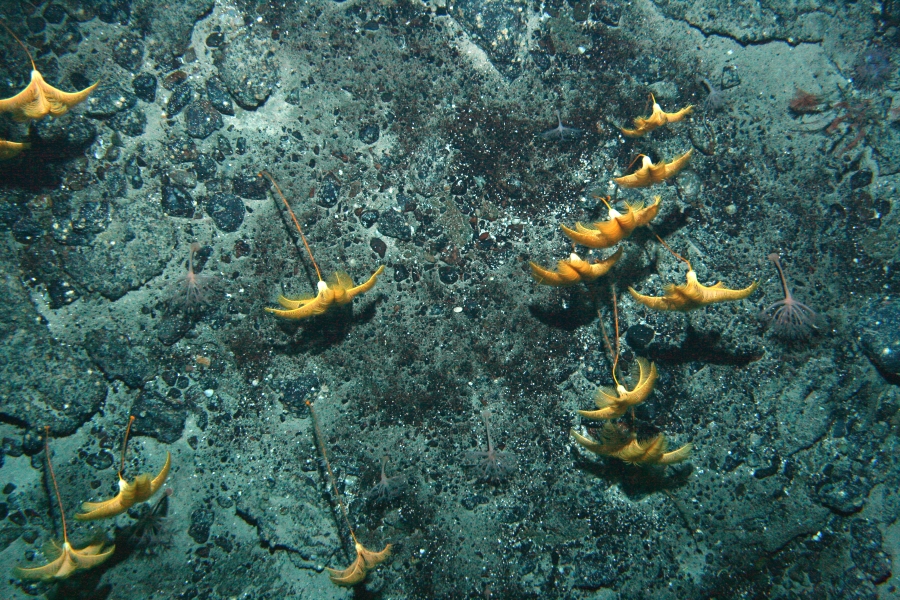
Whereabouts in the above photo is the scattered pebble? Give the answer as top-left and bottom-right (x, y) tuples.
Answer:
(109, 108), (147, 137)
(112, 33), (145, 72)
(132, 73), (157, 102)
(849, 169), (873, 190)
(317, 174), (341, 208)
(393, 264), (409, 282)
(439, 266), (460, 285)
(219, 36), (276, 109)
(206, 77), (235, 116)
(166, 82), (193, 117)
(232, 174), (270, 200)
(205, 192), (245, 232)
(194, 154), (218, 181)
(85, 86), (137, 118)
(206, 32), (225, 48)
(163, 70), (189, 91)
(370, 237), (387, 258)
(161, 185), (196, 218)
(377, 210), (412, 241)
(184, 100), (223, 139)
(130, 389), (189, 443)
(43, 4), (67, 25)
(359, 210), (379, 228)
(359, 123), (380, 144)
(858, 299), (900, 383)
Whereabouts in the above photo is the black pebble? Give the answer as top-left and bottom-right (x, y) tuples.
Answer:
(84, 451), (115, 470)
(359, 210), (379, 228)
(206, 78), (234, 116)
(858, 299), (900, 383)
(32, 114), (97, 149)
(130, 390), (188, 443)
(161, 185), (196, 218)
(370, 237), (387, 258)
(217, 134), (233, 156)
(393, 264), (409, 282)
(280, 375), (321, 417)
(109, 108), (147, 137)
(232, 175), (270, 200)
(0, 203), (24, 232)
(72, 201), (110, 235)
(2, 438), (23, 458)
(26, 16), (45, 33)
(438, 266), (459, 285)
(461, 494), (489, 510)
(132, 73), (157, 103)
(157, 314), (192, 346)
(377, 210), (411, 241)
(12, 217), (43, 244)
(285, 88), (301, 106)
(125, 156), (143, 189)
(84, 328), (153, 389)
(46, 279), (78, 307)
(97, 2), (126, 24)
(849, 170), (873, 190)
(205, 192), (245, 232)
(22, 431), (43, 456)
(44, 3), (66, 24)
(317, 175), (341, 208)
(625, 324), (655, 349)
(184, 101), (223, 139)
(49, 23), (82, 56)
(166, 83), (193, 117)
(359, 124), (380, 144)
(194, 154), (218, 181)
(188, 508), (214, 544)
(112, 34), (144, 72)
(206, 32), (225, 48)
(85, 87), (138, 118)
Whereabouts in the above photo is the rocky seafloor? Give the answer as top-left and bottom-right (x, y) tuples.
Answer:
(0, 0), (899, 598)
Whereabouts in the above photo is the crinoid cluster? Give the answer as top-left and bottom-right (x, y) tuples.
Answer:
(527, 92), (763, 470)
(528, 195), (661, 288)
(569, 309), (692, 467)
(571, 363), (693, 466)
(14, 419), (171, 581)
(530, 94), (694, 289)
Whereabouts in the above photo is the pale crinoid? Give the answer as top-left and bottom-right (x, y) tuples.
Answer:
(466, 411), (515, 483)
(368, 456), (408, 505)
